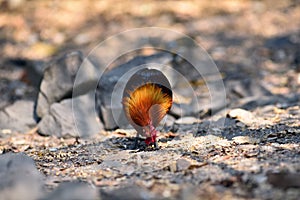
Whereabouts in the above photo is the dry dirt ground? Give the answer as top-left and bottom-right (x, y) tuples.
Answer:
(0, 1), (300, 199)
(1, 106), (300, 199)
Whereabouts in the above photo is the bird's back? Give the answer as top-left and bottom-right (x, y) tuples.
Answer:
(123, 68), (172, 129)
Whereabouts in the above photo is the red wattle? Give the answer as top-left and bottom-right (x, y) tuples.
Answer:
(145, 135), (156, 145)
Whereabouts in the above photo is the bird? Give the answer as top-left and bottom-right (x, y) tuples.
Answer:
(122, 68), (173, 148)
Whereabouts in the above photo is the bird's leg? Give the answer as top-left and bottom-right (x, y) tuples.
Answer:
(154, 140), (159, 149)
(149, 124), (159, 149)
(132, 132), (140, 149)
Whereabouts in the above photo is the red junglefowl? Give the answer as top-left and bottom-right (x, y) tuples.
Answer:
(122, 68), (173, 148)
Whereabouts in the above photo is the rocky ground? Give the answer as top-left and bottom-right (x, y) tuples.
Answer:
(0, 1), (300, 200)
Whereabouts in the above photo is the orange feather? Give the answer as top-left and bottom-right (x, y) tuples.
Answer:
(122, 68), (173, 147)
(123, 83), (172, 128)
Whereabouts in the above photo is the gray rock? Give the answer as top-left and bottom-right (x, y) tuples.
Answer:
(72, 92), (103, 137)
(45, 181), (99, 200)
(38, 93), (103, 138)
(0, 100), (36, 133)
(35, 51), (84, 119)
(24, 60), (46, 88)
(37, 99), (74, 137)
(160, 114), (176, 128)
(176, 158), (192, 171)
(102, 185), (155, 200)
(0, 153), (44, 200)
(267, 171), (300, 189)
(228, 108), (255, 123)
(232, 136), (259, 145)
(34, 51), (103, 138)
(227, 108), (271, 126)
(96, 52), (174, 130)
(226, 77), (272, 100)
(175, 116), (200, 125)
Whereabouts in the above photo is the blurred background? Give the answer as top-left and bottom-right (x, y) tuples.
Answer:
(0, 0), (299, 105)
(0, 2), (299, 199)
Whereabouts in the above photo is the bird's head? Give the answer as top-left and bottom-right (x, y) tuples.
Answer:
(143, 122), (157, 146)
